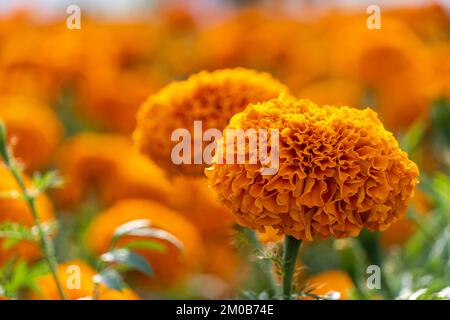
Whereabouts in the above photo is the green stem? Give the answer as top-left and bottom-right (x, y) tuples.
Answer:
(359, 231), (394, 299)
(241, 227), (278, 296)
(282, 235), (302, 300)
(0, 125), (67, 300)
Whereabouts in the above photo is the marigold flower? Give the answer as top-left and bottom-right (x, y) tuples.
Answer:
(304, 270), (354, 300)
(329, 17), (434, 130)
(77, 69), (164, 133)
(53, 133), (171, 209)
(86, 199), (204, 287)
(0, 95), (63, 171)
(167, 177), (234, 238)
(0, 165), (54, 264)
(195, 10), (326, 91)
(257, 226), (283, 244)
(133, 68), (289, 176)
(31, 260), (139, 300)
(206, 96), (419, 241)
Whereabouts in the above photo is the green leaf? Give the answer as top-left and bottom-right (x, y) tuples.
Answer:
(0, 121), (9, 163)
(0, 222), (36, 242)
(2, 238), (20, 250)
(32, 171), (65, 194)
(431, 98), (450, 145)
(400, 121), (425, 155)
(121, 240), (166, 252)
(110, 219), (184, 253)
(123, 227), (184, 253)
(101, 248), (153, 276)
(110, 219), (152, 247)
(9, 260), (29, 293)
(93, 268), (125, 292)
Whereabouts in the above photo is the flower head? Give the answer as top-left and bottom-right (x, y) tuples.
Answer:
(86, 199), (204, 287)
(206, 96), (419, 241)
(53, 133), (171, 209)
(0, 95), (63, 170)
(304, 270), (354, 300)
(133, 68), (288, 176)
(32, 260), (139, 300)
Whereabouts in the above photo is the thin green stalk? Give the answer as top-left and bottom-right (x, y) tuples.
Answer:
(359, 231), (394, 299)
(0, 123), (67, 300)
(241, 227), (278, 296)
(282, 235), (302, 300)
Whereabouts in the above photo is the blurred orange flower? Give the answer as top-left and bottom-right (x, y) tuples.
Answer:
(32, 260), (139, 300)
(167, 177), (234, 238)
(304, 270), (354, 300)
(53, 133), (171, 210)
(329, 17), (434, 130)
(0, 95), (63, 171)
(86, 199), (204, 288)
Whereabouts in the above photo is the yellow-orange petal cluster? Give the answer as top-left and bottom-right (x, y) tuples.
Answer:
(0, 95), (63, 171)
(53, 133), (171, 209)
(86, 199), (204, 287)
(32, 260), (139, 300)
(133, 68), (289, 176)
(0, 165), (54, 264)
(206, 96), (419, 241)
(303, 270), (354, 300)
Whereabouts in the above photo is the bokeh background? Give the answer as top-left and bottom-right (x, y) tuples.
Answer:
(0, 0), (449, 300)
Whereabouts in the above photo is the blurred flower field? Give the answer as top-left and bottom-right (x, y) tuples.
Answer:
(0, 1), (449, 300)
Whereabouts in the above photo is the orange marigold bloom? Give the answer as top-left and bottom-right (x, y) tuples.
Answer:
(77, 69), (164, 133)
(329, 17), (434, 130)
(167, 177), (234, 238)
(206, 96), (419, 241)
(0, 165), (54, 264)
(304, 270), (354, 300)
(133, 68), (289, 176)
(86, 199), (204, 287)
(0, 95), (63, 171)
(32, 260), (139, 300)
(53, 133), (171, 209)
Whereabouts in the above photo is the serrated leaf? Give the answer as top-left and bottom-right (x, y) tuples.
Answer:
(0, 222), (36, 242)
(93, 268), (125, 292)
(32, 171), (65, 195)
(101, 248), (153, 276)
(121, 240), (166, 252)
